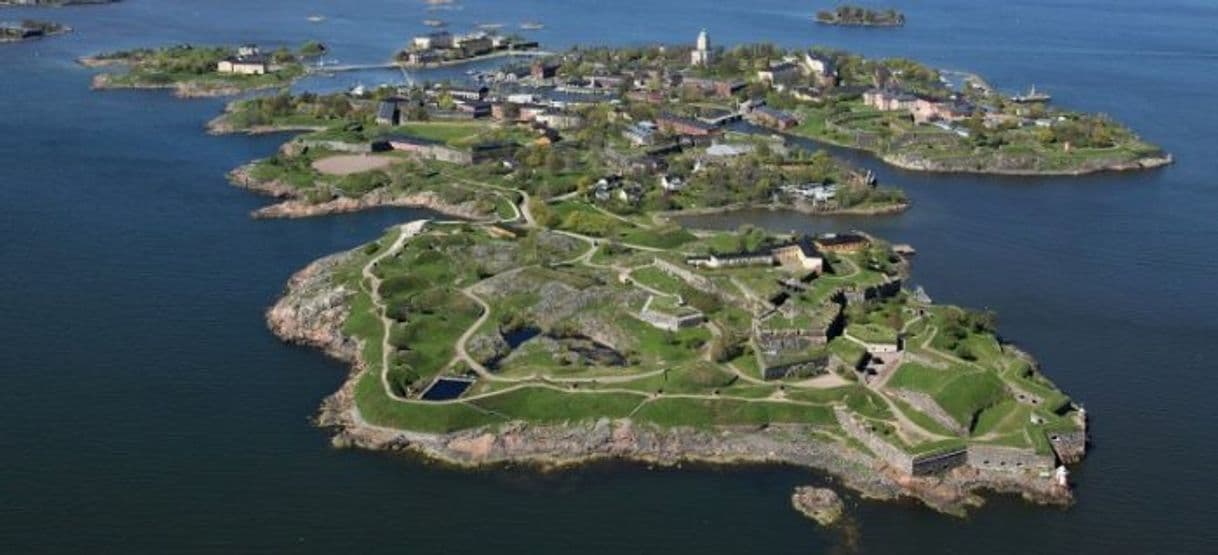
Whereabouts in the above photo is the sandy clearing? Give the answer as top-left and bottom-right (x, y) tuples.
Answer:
(311, 154), (398, 176)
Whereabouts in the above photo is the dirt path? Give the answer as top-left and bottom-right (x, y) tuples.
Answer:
(364, 220), (429, 401)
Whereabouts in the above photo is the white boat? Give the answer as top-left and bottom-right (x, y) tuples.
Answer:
(307, 15), (325, 23)
(520, 21), (545, 30)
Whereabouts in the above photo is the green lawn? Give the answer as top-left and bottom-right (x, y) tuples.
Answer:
(396, 121), (489, 145)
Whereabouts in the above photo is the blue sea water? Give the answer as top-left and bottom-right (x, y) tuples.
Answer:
(1, 0), (1216, 552)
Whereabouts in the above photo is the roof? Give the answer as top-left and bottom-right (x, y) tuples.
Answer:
(705, 143), (752, 157)
(376, 101), (397, 120)
(753, 106), (797, 121)
(657, 114), (717, 132)
(384, 134), (444, 146)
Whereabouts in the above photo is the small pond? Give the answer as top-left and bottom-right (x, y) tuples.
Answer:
(420, 378), (474, 401)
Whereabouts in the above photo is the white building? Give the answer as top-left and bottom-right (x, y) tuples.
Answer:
(690, 29), (712, 66)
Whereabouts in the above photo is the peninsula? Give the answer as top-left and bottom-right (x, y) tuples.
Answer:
(81, 43), (313, 97)
(1, 20), (69, 42)
(816, 5), (905, 27)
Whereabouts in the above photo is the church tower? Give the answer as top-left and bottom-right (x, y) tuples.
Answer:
(691, 29), (712, 66)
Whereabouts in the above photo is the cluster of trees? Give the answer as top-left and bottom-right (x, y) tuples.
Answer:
(229, 92), (356, 127)
(1031, 115), (1125, 149)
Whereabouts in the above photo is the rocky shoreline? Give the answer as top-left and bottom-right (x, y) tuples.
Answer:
(882, 152), (1174, 176)
(89, 73), (283, 98)
(206, 112), (327, 136)
(655, 199), (909, 225)
(786, 128), (1172, 176)
(227, 163), (493, 220)
(265, 235), (1077, 518)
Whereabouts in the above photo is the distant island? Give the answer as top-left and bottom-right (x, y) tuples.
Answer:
(79, 43), (318, 98)
(1, 20), (69, 42)
(816, 5), (905, 27)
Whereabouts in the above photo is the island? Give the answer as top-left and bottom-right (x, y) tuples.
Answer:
(187, 31), (1098, 519)
(816, 5), (905, 27)
(270, 212), (1086, 516)
(80, 43), (314, 97)
(210, 83), (905, 220)
(1, 20), (69, 42)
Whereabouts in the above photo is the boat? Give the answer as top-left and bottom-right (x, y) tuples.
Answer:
(477, 23), (504, 30)
(520, 21), (544, 30)
(1011, 85), (1051, 103)
(306, 15), (325, 22)
(423, 19), (446, 27)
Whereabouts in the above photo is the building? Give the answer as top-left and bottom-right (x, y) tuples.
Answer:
(747, 106), (800, 130)
(448, 85), (489, 101)
(686, 237), (823, 273)
(384, 135), (472, 164)
(704, 142), (753, 159)
(863, 89), (919, 112)
(638, 296), (705, 332)
(530, 60), (559, 79)
(801, 52), (838, 85)
(535, 110), (583, 130)
(458, 36), (494, 56)
(682, 76), (745, 98)
(814, 232), (870, 253)
(690, 29), (712, 66)
(757, 61), (801, 85)
(375, 99), (401, 125)
(216, 44), (267, 75)
(911, 97), (975, 124)
(412, 31), (453, 50)
(623, 121), (657, 146)
(780, 182), (837, 204)
(656, 114), (719, 137)
(771, 237), (824, 272)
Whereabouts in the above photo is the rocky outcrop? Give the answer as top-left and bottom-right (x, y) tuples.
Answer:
(791, 486), (845, 526)
(266, 251), (361, 364)
(227, 163), (492, 220)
